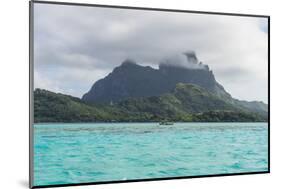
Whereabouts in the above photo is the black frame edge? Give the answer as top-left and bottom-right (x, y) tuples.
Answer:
(267, 16), (270, 173)
(29, 0), (34, 188)
(32, 0), (269, 18)
(32, 171), (270, 189)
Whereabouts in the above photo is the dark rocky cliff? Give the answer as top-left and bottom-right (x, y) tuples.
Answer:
(82, 58), (231, 104)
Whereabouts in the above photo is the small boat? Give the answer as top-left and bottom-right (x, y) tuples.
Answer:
(159, 121), (174, 125)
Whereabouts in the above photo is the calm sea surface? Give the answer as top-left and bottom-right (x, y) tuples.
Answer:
(34, 122), (268, 186)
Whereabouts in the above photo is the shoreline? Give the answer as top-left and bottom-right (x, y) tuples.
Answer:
(33, 122), (269, 125)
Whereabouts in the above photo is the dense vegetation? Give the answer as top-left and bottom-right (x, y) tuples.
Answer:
(34, 83), (268, 123)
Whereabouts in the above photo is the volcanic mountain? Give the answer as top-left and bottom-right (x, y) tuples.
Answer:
(83, 53), (231, 102)
(34, 52), (268, 123)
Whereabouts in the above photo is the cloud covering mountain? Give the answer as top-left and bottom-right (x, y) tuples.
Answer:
(33, 3), (268, 102)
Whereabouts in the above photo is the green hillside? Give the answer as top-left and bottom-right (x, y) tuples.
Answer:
(34, 83), (267, 123)
(34, 89), (113, 122)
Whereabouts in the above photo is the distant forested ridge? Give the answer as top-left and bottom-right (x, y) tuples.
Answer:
(34, 52), (267, 123)
(34, 84), (267, 123)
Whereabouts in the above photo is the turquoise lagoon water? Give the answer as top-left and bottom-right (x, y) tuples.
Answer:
(34, 122), (268, 186)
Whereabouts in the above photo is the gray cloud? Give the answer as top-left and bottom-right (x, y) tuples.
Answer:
(160, 52), (208, 70)
(34, 3), (268, 103)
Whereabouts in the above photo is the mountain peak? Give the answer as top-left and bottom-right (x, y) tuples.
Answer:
(120, 59), (138, 67)
(159, 52), (209, 71)
(183, 51), (198, 64)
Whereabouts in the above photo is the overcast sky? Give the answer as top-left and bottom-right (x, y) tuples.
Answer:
(34, 3), (268, 103)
